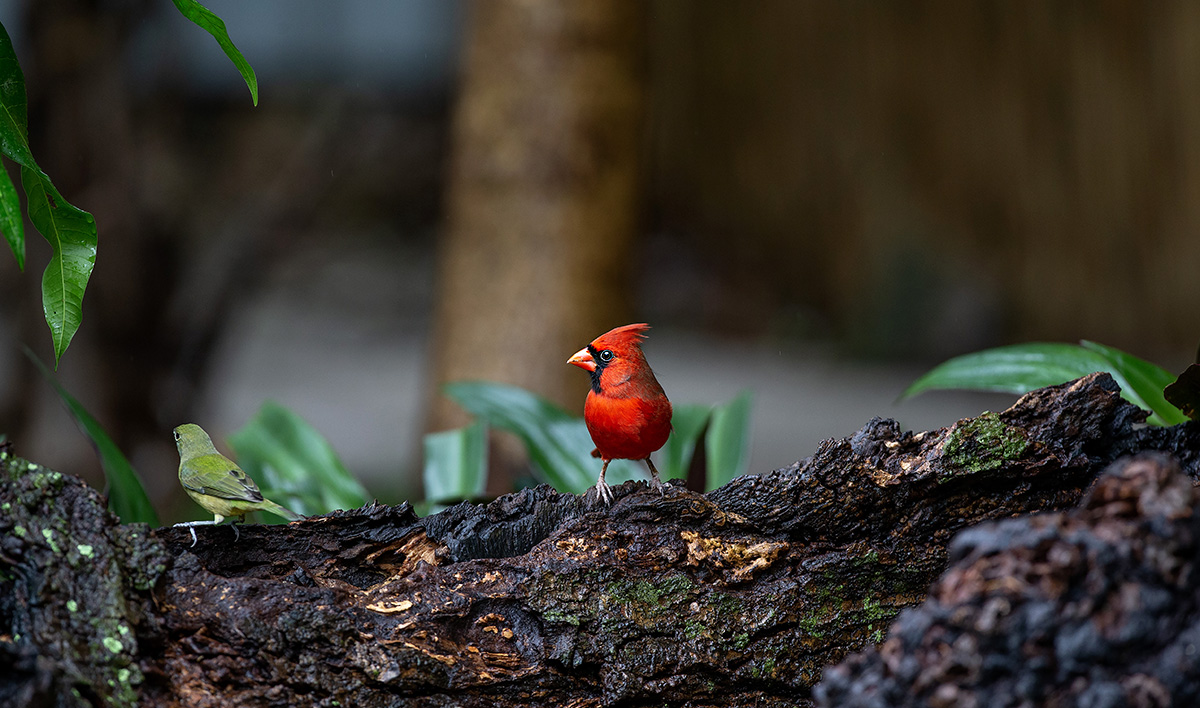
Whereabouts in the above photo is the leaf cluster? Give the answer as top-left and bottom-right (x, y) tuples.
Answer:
(424, 382), (754, 507)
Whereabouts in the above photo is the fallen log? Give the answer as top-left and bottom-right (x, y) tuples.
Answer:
(0, 372), (1193, 707)
(814, 452), (1200, 707)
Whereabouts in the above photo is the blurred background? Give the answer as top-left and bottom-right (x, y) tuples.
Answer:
(0, 0), (1196, 521)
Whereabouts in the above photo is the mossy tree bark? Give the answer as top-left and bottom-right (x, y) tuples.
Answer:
(2, 373), (1197, 707)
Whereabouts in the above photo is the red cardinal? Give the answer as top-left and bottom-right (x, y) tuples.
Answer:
(567, 323), (673, 504)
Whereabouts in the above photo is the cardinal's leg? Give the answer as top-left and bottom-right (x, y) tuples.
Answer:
(644, 457), (666, 494)
(595, 459), (614, 505)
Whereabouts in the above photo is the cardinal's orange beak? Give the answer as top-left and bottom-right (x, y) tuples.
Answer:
(568, 347), (596, 372)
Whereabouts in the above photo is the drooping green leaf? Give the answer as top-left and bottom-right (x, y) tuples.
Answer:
(0, 163), (22, 270)
(0, 22), (97, 364)
(22, 167), (96, 366)
(228, 402), (369, 518)
(423, 421), (488, 505)
(1164, 364), (1200, 421)
(705, 391), (753, 489)
(659, 404), (711, 482)
(1079, 340), (1187, 426)
(25, 348), (158, 525)
(903, 341), (1188, 427)
(171, 0), (259, 106)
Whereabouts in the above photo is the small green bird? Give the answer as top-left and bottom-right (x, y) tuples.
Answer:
(172, 423), (303, 547)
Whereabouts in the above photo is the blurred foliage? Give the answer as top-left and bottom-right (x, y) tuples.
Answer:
(229, 401), (370, 520)
(440, 381), (754, 500)
(904, 340), (1188, 427)
(704, 391), (754, 490)
(26, 349), (159, 525)
(421, 420), (488, 514)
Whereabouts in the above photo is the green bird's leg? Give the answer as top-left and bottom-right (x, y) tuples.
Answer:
(173, 514), (228, 547)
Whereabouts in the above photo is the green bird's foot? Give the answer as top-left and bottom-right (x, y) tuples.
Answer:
(173, 519), (221, 548)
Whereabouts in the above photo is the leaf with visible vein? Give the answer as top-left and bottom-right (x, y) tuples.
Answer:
(171, 0), (259, 106)
(0, 21), (96, 364)
(22, 167), (96, 366)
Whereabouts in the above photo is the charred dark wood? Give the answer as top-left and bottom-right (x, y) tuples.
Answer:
(814, 452), (1200, 707)
(0, 373), (1194, 707)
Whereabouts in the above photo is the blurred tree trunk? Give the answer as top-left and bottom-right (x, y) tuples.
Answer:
(429, 0), (647, 489)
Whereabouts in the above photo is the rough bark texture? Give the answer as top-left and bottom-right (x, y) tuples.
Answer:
(815, 452), (1200, 707)
(2, 373), (1197, 707)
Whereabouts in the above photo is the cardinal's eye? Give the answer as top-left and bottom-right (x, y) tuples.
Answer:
(598, 349), (614, 363)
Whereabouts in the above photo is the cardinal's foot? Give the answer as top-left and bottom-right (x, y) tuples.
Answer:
(593, 480), (615, 506)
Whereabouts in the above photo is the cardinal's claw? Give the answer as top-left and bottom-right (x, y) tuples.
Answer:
(595, 481), (615, 506)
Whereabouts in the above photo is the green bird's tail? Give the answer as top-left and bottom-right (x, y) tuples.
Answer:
(259, 498), (304, 522)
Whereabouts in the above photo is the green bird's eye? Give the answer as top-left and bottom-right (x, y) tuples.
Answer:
(173, 430), (181, 441)
(598, 349), (614, 363)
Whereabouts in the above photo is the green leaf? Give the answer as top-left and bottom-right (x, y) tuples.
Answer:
(25, 348), (158, 525)
(0, 21), (33, 166)
(1079, 340), (1187, 426)
(902, 343), (1112, 398)
(444, 381), (599, 493)
(0, 22), (97, 364)
(423, 421), (488, 505)
(658, 404), (711, 482)
(171, 0), (259, 106)
(22, 167), (96, 366)
(0, 163), (23, 270)
(903, 341), (1188, 426)
(228, 402), (369, 517)
(705, 391), (753, 489)
(0, 20), (21, 265)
